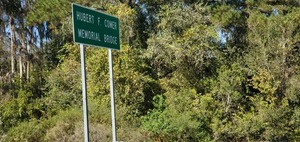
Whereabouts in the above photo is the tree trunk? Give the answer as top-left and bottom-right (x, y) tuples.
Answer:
(19, 53), (22, 79)
(26, 43), (30, 81)
(10, 16), (15, 74)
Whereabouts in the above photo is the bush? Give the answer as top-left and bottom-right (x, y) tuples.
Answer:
(142, 89), (213, 141)
(2, 119), (46, 142)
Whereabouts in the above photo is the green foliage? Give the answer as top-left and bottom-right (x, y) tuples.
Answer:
(142, 89), (213, 141)
(1, 0), (300, 141)
(2, 108), (82, 142)
(0, 79), (45, 131)
(84, 44), (163, 122)
(2, 119), (45, 142)
(0, 45), (9, 77)
(26, 0), (69, 27)
(145, 2), (218, 88)
(211, 63), (247, 114)
(44, 54), (82, 115)
(211, 4), (242, 28)
(286, 74), (300, 104)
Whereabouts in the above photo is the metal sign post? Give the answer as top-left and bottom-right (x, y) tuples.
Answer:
(108, 49), (117, 142)
(80, 44), (89, 142)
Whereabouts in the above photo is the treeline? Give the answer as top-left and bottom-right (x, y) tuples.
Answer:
(0, 0), (300, 141)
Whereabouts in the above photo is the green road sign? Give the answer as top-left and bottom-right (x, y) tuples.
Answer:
(72, 3), (120, 50)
